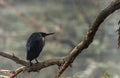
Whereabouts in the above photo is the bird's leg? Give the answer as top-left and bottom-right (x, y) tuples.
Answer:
(29, 60), (33, 66)
(35, 58), (39, 64)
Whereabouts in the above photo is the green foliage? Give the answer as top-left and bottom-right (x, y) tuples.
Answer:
(100, 71), (112, 78)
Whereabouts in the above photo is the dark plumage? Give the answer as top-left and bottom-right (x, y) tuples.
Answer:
(26, 32), (54, 66)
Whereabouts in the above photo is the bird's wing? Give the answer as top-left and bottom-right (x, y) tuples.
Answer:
(26, 34), (35, 52)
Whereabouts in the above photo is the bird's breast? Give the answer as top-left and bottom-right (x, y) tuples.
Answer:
(42, 37), (45, 45)
(42, 37), (45, 41)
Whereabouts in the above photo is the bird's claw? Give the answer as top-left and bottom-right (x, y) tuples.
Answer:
(35, 62), (39, 64)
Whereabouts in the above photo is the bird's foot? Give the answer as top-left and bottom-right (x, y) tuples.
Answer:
(35, 59), (39, 64)
(35, 61), (39, 64)
(28, 61), (33, 67)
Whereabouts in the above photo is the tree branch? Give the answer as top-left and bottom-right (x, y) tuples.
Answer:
(55, 0), (120, 78)
(0, 0), (120, 78)
(0, 52), (65, 70)
(0, 51), (66, 77)
(0, 52), (27, 66)
(0, 66), (27, 78)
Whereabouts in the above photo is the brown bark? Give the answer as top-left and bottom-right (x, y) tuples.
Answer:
(0, 0), (120, 78)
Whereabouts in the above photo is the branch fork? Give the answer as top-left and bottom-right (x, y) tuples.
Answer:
(0, 0), (120, 78)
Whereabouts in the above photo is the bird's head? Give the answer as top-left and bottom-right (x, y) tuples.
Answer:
(40, 32), (54, 37)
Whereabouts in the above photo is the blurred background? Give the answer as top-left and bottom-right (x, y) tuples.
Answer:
(0, 0), (120, 78)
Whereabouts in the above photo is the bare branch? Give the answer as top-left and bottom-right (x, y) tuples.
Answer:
(10, 66), (27, 78)
(0, 66), (27, 78)
(0, 70), (15, 75)
(117, 21), (120, 47)
(0, 51), (65, 68)
(0, 0), (120, 78)
(0, 52), (28, 66)
(118, 20), (120, 25)
(0, 51), (66, 77)
(55, 0), (120, 78)
(0, 75), (9, 78)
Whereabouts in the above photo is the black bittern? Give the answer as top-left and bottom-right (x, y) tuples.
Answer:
(26, 32), (54, 66)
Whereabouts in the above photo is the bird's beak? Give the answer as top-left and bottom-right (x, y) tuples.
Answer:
(45, 32), (54, 36)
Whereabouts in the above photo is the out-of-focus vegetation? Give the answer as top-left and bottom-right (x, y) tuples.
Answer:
(0, 0), (120, 78)
(100, 71), (112, 78)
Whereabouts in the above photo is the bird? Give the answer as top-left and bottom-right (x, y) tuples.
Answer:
(26, 32), (54, 66)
